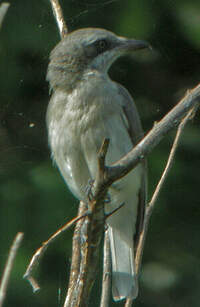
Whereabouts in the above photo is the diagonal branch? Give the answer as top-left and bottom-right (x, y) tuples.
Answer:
(125, 105), (197, 307)
(135, 106), (197, 275)
(106, 84), (200, 186)
(147, 106), (196, 216)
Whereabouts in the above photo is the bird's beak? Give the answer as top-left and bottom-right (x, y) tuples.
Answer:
(117, 38), (150, 53)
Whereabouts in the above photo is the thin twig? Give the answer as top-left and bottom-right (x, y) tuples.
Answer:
(24, 212), (89, 292)
(100, 230), (112, 307)
(0, 232), (24, 307)
(49, 0), (68, 38)
(147, 107), (196, 215)
(125, 106), (197, 307)
(135, 106), (197, 277)
(0, 2), (10, 29)
(105, 202), (125, 219)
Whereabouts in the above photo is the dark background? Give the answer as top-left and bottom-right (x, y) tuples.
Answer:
(0, 0), (200, 306)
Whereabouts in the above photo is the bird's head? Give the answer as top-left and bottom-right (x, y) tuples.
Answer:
(47, 28), (149, 91)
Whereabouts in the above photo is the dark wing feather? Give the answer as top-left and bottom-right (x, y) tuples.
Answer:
(117, 82), (147, 248)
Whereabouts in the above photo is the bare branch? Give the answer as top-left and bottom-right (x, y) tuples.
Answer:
(64, 141), (109, 307)
(100, 230), (112, 307)
(24, 211), (89, 292)
(64, 201), (87, 307)
(94, 138), (110, 197)
(105, 202), (125, 219)
(133, 106), (198, 283)
(49, 0), (68, 38)
(0, 232), (24, 307)
(0, 3), (10, 29)
(97, 138), (110, 175)
(125, 106), (198, 307)
(106, 84), (200, 186)
(148, 106), (196, 214)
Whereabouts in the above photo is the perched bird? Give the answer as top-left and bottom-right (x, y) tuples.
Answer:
(46, 28), (147, 301)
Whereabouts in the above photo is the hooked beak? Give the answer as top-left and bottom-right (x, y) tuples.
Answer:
(117, 37), (150, 53)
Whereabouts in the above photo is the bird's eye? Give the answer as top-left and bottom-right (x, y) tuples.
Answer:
(95, 39), (109, 53)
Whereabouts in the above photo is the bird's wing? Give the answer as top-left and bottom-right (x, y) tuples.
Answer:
(117, 83), (147, 247)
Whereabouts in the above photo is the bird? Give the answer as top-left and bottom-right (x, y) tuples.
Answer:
(46, 27), (148, 301)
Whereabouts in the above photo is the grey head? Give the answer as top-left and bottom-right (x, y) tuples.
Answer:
(47, 28), (148, 92)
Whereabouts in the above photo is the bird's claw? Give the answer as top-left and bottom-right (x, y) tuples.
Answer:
(85, 179), (94, 201)
(86, 179), (111, 205)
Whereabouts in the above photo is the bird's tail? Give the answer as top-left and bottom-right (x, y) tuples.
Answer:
(108, 226), (138, 301)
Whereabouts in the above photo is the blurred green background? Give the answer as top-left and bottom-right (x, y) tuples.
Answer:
(0, 0), (200, 306)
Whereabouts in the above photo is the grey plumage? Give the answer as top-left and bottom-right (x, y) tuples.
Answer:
(46, 28), (147, 301)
